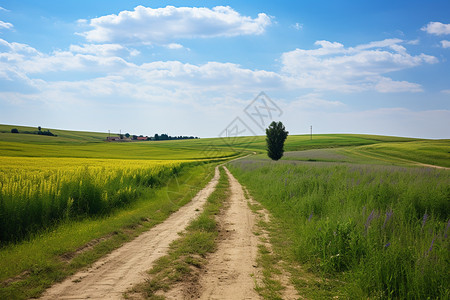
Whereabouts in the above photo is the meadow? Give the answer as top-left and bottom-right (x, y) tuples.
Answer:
(229, 157), (449, 298)
(1, 123), (448, 298)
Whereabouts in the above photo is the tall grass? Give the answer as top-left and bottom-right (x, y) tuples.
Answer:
(0, 157), (193, 244)
(229, 161), (449, 298)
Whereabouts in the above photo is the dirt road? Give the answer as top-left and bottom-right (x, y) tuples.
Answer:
(196, 166), (261, 299)
(40, 167), (220, 300)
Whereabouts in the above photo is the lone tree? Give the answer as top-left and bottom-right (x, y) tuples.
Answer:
(266, 121), (288, 161)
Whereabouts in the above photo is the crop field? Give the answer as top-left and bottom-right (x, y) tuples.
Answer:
(229, 154), (450, 298)
(0, 157), (189, 243)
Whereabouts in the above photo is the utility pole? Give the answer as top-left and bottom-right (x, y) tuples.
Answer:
(108, 130), (110, 138)
(310, 126), (312, 140)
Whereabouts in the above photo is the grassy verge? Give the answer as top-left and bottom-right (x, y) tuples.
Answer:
(128, 166), (229, 299)
(0, 163), (215, 300)
(229, 160), (449, 299)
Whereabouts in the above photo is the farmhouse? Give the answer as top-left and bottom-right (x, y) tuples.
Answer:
(106, 136), (121, 141)
(137, 136), (149, 141)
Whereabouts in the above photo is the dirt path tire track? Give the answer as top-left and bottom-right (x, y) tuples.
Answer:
(40, 167), (220, 300)
(197, 166), (261, 300)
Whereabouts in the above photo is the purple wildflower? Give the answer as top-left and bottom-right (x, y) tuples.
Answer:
(422, 213), (429, 229)
(426, 237), (435, 256)
(384, 242), (391, 249)
(284, 178), (288, 186)
(382, 209), (394, 229)
(308, 212), (313, 221)
(365, 209), (375, 231)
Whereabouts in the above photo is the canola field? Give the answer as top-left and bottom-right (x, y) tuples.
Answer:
(0, 157), (190, 243)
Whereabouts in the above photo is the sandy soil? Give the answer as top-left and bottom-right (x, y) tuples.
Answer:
(197, 167), (261, 299)
(40, 167), (220, 300)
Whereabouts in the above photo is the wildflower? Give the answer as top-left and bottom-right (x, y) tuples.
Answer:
(382, 209), (393, 229)
(365, 209), (375, 231)
(422, 212), (429, 229)
(425, 237), (435, 256)
(308, 212), (313, 221)
(384, 242), (390, 248)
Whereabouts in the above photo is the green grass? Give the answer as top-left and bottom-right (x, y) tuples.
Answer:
(0, 124), (110, 143)
(128, 166), (230, 299)
(1, 124), (448, 299)
(229, 159), (449, 299)
(0, 124), (422, 159)
(348, 140), (450, 168)
(0, 163), (216, 299)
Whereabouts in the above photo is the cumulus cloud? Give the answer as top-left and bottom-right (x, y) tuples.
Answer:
(441, 40), (450, 48)
(0, 20), (13, 30)
(281, 38), (437, 93)
(0, 38), (135, 75)
(421, 22), (450, 35)
(78, 5), (271, 43)
(0, 31), (440, 117)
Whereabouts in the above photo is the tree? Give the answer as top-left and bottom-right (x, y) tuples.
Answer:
(11, 128), (19, 133)
(38, 126), (41, 131)
(266, 121), (288, 161)
(125, 133), (130, 138)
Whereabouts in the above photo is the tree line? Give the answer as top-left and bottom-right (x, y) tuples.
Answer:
(10, 126), (57, 137)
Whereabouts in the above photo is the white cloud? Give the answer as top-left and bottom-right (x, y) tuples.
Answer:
(406, 39), (420, 45)
(0, 20), (13, 30)
(281, 38), (437, 93)
(79, 5), (271, 43)
(421, 22), (450, 35)
(0, 39), (134, 75)
(374, 77), (422, 93)
(0, 33), (440, 124)
(69, 44), (140, 57)
(291, 23), (303, 30)
(441, 40), (450, 48)
(441, 89), (450, 94)
(0, 7), (9, 12)
(165, 43), (184, 50)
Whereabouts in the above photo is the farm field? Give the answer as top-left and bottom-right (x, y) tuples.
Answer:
(0, 124), (449, 299)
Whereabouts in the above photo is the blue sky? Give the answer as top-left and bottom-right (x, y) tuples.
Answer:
(0, 1), (449, 138)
